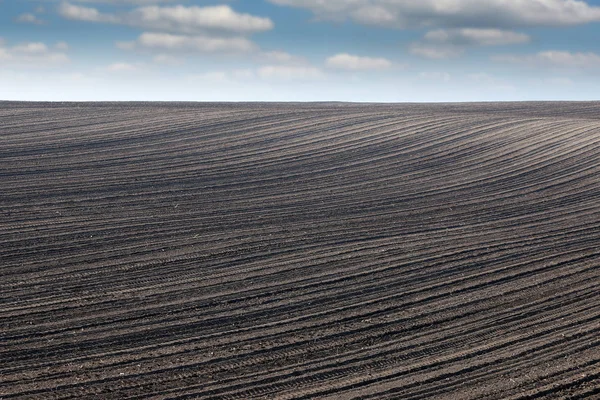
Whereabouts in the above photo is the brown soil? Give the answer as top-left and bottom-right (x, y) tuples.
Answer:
(1, 101), (600, 399)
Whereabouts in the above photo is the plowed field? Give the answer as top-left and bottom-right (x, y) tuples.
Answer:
(2, 102), (600, 399)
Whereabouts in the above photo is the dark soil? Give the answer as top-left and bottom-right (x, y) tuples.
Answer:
(2, 101), (600, 399)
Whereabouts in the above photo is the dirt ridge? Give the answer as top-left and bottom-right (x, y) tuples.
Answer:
(1, 102), (600, 399)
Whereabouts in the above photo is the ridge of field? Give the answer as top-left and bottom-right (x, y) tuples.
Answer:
(1, 102), (599, 399)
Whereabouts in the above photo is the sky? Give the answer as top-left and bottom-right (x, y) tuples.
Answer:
(1, 0), (600, 102)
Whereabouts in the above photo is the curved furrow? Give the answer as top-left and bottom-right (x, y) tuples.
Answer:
(2, 102), (600, 399)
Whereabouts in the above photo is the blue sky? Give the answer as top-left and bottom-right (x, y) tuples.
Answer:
(1, 0), (600, 101)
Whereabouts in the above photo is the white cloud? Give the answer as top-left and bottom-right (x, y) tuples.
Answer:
(411, 28), (529, 59)
(13, 43), (49, 54)
(106, 62), (139, 72)
(0, 40), (69, 66)
(71, 0), (178, 4)
(424, 28), (530, 46)
(258, 65), (325, 80)
(59, 2), (118, 23)
(130, 5), (274, 34)
(325, 53), (393, 70)
(409, 43), (464, 59)
(119, 32), (257, 53)
(260, 50), (306, 65)
(16, 13), (45, 25)
(59, 3), (274, 34)
(351, 6), (396, 26)
(493, 51), (600, 68)
(268, 0), (600, 28)
(152, 53), (183, 65)
(59, 2), (118, 22)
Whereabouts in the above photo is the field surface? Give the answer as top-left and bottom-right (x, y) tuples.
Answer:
(2, 102), (600, 399)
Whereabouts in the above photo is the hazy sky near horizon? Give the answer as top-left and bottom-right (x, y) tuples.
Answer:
(1, 0), (600, 102)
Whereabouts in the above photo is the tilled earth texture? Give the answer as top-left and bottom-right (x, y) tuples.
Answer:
(2, 102), (600, 400)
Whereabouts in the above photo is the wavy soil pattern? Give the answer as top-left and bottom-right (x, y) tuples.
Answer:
(1, 101), (600, 399)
